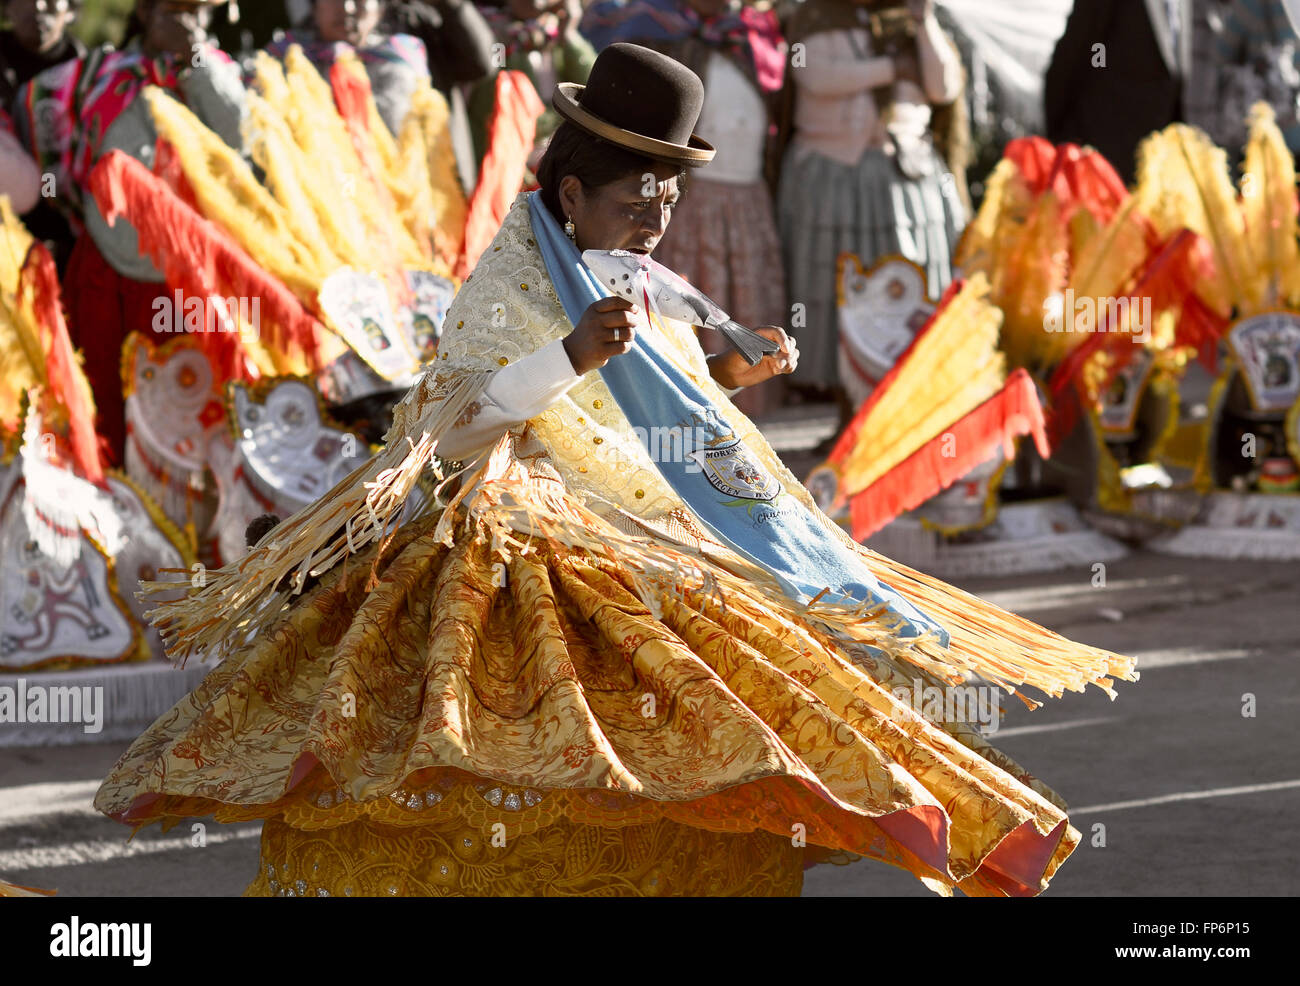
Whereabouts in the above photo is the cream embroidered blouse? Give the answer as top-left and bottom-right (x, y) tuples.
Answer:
(433, 194), (778, 526)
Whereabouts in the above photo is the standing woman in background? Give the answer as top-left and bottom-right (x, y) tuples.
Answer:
(1, 0), (85, 109)
(581, 0), (788, 418)
(777, 0), (966, 404)
(1, 0), (86, 269)
(470, 0), (596, 177)
(266, 0), (429, 135)
(385, 0), (496, 196)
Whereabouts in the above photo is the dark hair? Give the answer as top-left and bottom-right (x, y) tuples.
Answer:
(245, 513), (281, 548)
(121, 9), (144, 44)
(535, 121), (688, 224)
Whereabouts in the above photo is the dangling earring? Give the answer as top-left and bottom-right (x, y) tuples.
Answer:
(564, 216), (576, 240)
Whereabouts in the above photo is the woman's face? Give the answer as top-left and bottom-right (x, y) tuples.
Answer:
(558, 162), (682, 255)
(6, 0), (76, 54)
(314, 0), (382, 46)
(141, 1), (212, 60)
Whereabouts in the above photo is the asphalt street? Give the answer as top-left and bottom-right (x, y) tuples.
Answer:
(2, 547), (1296, 898)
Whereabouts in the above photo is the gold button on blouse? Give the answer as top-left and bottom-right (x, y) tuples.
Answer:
(592, 400), (603, 409)
(593, 437), (603, 445)
(498, 357), (508, 366)
(520, 283), (529, 291)
(635, 490), (645, 499)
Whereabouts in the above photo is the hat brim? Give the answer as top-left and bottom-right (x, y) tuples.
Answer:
(552, 82), (716, 167)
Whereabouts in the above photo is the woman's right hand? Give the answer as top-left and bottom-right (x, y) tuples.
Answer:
(563, 297), (638, 375)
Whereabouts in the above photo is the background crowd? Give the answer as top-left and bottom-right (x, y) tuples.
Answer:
(3, 0), (1299, 436)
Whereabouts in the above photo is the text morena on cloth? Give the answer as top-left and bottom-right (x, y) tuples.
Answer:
(95, 189), (1135, 897)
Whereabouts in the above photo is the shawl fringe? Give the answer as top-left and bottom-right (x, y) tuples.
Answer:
(141, 368), (492, 664)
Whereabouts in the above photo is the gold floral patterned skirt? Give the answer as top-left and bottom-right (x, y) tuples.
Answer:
(96, 508), (1082, 897)
(244, 809), (804, 897)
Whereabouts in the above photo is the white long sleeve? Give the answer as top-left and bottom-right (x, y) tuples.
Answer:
(795, 33), (896, 96)
(0, 129), (41, 214)
(437, 338), (581, 462)
(916, 13), (963, 106)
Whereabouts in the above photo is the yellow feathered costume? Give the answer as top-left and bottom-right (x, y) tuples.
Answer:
(135, 47), (466, 376)
(0, 197), (97, 462)
(1135, 104), (1300, 320)
(0, 198), (57, 430)
(0, 197), (44, 431)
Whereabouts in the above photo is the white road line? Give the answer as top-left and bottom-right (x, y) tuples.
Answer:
(1073, 779), (1300, 815)
(0, 779), (103, 823)
(992, 716), (1117, 738)
(1127, 648), (1256, 670)
(980, 576), (1187, 611)
(0, 823), (261, 871)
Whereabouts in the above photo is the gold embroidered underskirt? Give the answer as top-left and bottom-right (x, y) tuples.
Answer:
(97, 508), (1079, 897)
(245, 807), (805, 897)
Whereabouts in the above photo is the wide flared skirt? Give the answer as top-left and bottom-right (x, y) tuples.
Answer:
(777, 145), (966, 390)
(96, 509), (1078, 897)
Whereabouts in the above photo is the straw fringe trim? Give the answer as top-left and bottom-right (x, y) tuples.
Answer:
(141, 368), (493, 663)
(142, 371), (1136, 706)
(431, 438), (1133, 705)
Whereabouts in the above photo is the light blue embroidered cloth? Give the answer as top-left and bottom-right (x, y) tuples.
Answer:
(528, 192), (948, 645)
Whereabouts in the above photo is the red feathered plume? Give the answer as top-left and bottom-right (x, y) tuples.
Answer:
(1059, 147), (1130, 225)
(330, 62), (414, 303)
(1045, 229), (1227, 446)
(1006, 137), (1130, 225)
(88, 150), (327, 380)
(459, 71), (545, 279)
(1005, 136), (1060, 195)
(827, 280), (1051, 541)
(18, 241), (105, 486)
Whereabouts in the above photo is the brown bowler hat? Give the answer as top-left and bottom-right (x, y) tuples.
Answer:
(552, 43), (716, 167)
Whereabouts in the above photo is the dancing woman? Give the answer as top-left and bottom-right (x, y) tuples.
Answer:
(96, 43), (1133, 897)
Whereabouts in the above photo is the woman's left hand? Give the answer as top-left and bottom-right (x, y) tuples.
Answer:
(708, 326), (799, 391)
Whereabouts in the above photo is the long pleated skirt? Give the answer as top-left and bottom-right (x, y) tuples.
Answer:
(777, 144), (966, 390)
(95, 504), (1083, 898)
